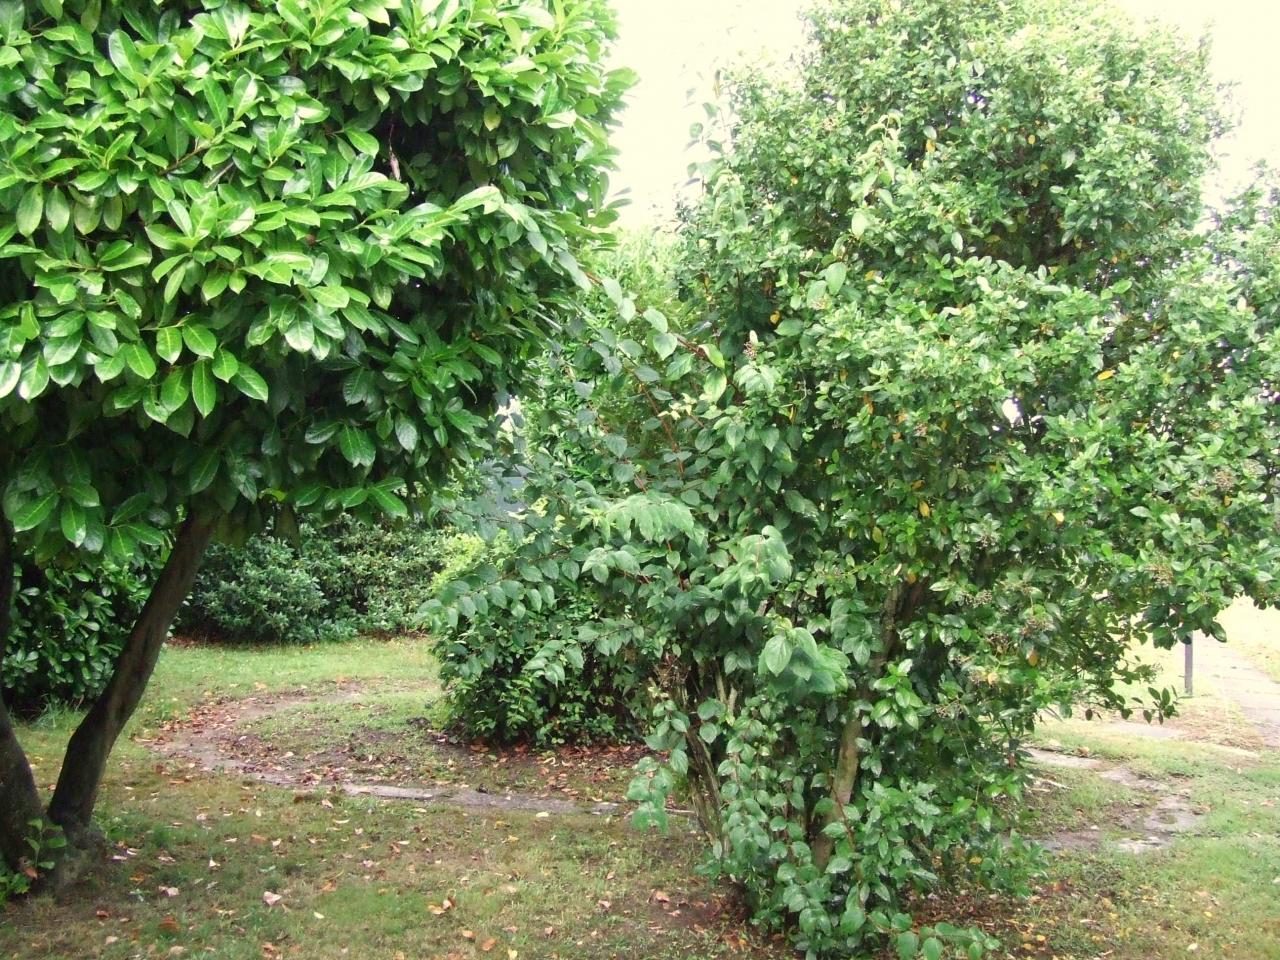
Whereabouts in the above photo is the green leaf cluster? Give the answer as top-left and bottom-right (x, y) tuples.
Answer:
(0, 0), (629, 562)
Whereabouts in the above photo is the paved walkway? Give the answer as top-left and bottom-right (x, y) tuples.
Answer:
(1194, 632), (1280, 748)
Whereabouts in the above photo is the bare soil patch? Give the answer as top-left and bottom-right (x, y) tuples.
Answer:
(140, 684), (652, 818)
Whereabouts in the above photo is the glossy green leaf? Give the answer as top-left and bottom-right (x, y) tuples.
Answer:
(10, 492), (58, 532)
(16, 184), (42, 236)
(338, 426), (376, 467)
(182, 325), (217, 359)
(122, 344), (157, 380)
(191, 360), (216, 416)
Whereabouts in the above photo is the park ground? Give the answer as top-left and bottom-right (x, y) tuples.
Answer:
(2, 602), (1279, 960)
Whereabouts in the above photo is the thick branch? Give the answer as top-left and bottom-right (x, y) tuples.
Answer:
(811, 709), (863, 871)
(47, 511), (215, 837)
(0, 506), (11, 660)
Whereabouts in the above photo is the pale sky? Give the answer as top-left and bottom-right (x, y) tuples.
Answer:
(608, 0), (1280, 224)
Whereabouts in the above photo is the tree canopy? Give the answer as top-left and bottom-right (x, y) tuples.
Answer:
(1, 0), (629, 556)
(0, 0), (627, 877)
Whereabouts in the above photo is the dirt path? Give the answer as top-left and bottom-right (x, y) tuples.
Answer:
(138, 686), (627, 818)
(143, 683), (1206, 859)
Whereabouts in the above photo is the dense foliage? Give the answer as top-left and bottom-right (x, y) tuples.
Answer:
(430, 233), (679, 745)
(183, 534), (333, 646)
(0, 0), (627, 872)
(182, 518), (484, 644)
(436, 546), (658, 743)
(432, 1), (1278, 956)
(1, 0), (629, 560)
(3, 556), (154, 714)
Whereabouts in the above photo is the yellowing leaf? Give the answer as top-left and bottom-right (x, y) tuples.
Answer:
(1097, 369), (1115, 380)
(1052, 510), (1065, 524)
(918, 501), (931, 518)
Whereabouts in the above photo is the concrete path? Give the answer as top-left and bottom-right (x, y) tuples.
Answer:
(1193, 633), (1280, 748)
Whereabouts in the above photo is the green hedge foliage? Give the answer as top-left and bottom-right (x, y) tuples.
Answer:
(3, 557), (152, 715)
(180, 520), (484, 645)
(435, 566), (657, 745)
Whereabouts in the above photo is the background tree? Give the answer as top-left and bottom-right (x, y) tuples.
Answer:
(432, 1), (1278, 956)
(0, 0), (628, 878)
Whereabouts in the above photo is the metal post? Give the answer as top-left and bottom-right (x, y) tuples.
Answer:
(1184, 637), (1193, 696)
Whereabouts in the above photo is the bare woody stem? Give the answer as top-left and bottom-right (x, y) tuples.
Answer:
(812, 581), (918, 870)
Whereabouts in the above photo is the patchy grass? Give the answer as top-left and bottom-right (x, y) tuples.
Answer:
(236, 693), (646, 802)
(133, 635), (440, 729)
(1035, 614), (1272, 753)
(4, 759), (776, 960)
(1015, 683), (1280, 960)
(1018, 765), (1135, 838)
(905, 733), (1280, 960)
(4, 641), (779, 960)
(6, 637), (1280, 960)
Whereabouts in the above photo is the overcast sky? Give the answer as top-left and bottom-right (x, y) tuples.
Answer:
(608, 0), (1280, 224)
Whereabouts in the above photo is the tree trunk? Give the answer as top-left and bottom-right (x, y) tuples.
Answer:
(47, 512), (214, 842)
(812, 582), (916, 870)
(0, 509), (46, 873)
(811, 710), (862, 871)
(1, 506), (12, 663)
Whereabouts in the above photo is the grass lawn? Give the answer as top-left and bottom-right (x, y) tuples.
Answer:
(3, 633), (1279, 959)
(5, 639), (780, 960)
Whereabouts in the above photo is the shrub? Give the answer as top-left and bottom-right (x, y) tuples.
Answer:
(0, 0), (627, 869)
(3, 557), (152, 715)
(435, 554), (657, 745)
(312, 518), (485, 635)
(428, 233), (681, 746)
(181, 536), (339, 646)
(180, 520), (486, 644)
(434, 1), (1278, 955)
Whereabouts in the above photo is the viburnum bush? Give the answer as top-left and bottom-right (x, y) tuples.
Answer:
(430, 1), (1279, 956)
